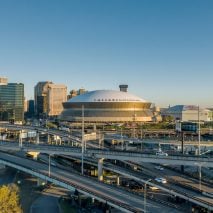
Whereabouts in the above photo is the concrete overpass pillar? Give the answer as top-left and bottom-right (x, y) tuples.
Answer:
(37, 178), (46, 186)
(98, 132), (104, 149)
(19, 130), (23, 148)
(91, 197), (95, 204)
(116, 176), (120, 186)
(98, 158), (104, 181)
(36, 132), (40, 144)
(47, 133), (50, 144)
(93, 124), (96, 132)
(58, 137), (62, 145)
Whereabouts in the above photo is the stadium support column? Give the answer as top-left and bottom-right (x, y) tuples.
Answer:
(98, 158), (104, 181)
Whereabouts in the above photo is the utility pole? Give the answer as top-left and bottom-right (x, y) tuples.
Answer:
(181, 131), (184, 172)
(81, 105), (84, 175)
(197, 105), (202, 191)
(120, 127), (124, 150)
(198, 105), (201, 155)
(48, 154), (51, 177)
(19, 130), (23, 148)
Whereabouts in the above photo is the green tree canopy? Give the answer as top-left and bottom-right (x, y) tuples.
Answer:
(0, 184), (22, 213)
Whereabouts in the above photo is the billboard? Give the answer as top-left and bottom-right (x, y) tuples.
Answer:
(176, 121), (197, 133)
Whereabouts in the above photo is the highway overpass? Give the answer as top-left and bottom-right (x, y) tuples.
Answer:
(58, 155), (213, 210)
(0, 141), (212, 167)
(0, 152), (183, 213)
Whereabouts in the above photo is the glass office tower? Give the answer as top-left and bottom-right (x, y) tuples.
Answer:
(0, 83), (24, 123)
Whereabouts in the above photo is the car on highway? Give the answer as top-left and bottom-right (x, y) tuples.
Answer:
(155, 166), (164, 171)
(154, 177), (167, 184)
(156, 151), (168, 156)
(148, 185), (159, 190)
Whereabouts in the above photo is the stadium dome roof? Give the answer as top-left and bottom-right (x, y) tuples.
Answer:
(67, 90), (148, 103)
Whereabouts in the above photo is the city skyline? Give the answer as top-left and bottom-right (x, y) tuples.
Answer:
(1, 0), (213, 108)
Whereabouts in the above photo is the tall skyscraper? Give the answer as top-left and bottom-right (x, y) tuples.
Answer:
(28, 100), (35, 117)
(34, 81), (67, 117)
(47, 84), (67, 116)
(34, 81), (52, 117)
(0, 78), (24, 123)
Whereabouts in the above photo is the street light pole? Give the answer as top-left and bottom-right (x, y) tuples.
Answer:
(120, 127), (124, 151)
(197, 105), (202, 190)
(81, 105), (84, 175)
(198, 164), (201, 191)
(48, 154), (51, 177)
(144, 179), (151, 213)
(198, 105), (201, 155)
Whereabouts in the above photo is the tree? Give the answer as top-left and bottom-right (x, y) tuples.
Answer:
(0, 184), (22, 213)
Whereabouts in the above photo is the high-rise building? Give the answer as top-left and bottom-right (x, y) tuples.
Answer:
(0, 79), (24, 123)
(67, 89), (78, 100)
(47, 84), (67, 116)
(34, 81), (52, 117)
(67, 88), (87, 100)
(78, 88), (87, 95)
(24, 98), (28, 112)
(24, 100), (35, 119)
(28, 100), (35, 117)
(34, 81), (67, 117)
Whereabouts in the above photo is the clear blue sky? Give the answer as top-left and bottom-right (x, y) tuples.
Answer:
(0, 0), (212, 108)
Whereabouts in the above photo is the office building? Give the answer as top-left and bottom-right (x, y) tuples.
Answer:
(47, 84), (67, 116)
(34, 81), (52, 117)
(0, 78), (24, 123)
(34, 81), (67, 117)
(67, 88), (88, 100)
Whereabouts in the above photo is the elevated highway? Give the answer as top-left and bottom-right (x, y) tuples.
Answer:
(0, 141), (212, 167)
(58, 155), (213, 210)
(0, 152), (182, 213)
(0, 142), (213, 167)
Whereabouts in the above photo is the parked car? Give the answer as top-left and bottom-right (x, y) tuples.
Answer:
(154, 177), (167, 184)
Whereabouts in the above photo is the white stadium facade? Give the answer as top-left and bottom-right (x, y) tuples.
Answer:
(59, 90), (153, 123)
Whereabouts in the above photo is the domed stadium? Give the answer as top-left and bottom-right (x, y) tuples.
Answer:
(59, 90), (153, 122)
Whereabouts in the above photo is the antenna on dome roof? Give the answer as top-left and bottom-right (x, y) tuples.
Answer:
(119, 84), (128, 92)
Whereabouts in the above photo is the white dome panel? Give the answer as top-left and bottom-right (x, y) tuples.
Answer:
(67, 90), (147, 103)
